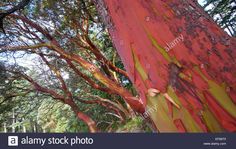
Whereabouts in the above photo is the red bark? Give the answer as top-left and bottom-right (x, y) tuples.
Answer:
(97, 0), (236, 132)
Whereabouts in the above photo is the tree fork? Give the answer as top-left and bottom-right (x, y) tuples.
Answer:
(8, 14), (144, 113)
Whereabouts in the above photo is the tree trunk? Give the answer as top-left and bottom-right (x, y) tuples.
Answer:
(22, 125), (26, 133)
(12, 109), (15, 133)
(96, 0), (236, 132)
(22, 118), (26, 133)
(3, 122), (7, 133)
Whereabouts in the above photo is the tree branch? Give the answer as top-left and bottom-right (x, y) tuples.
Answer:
(0, 0), (31, 34)
(0, 43), (47, 53)
(39, 53), (73, 100)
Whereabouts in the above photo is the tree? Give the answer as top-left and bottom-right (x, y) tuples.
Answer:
(0, 0), (144, 132)
(95, 0), (236, 132)
(1, 0), (236, 133)
(201, 0), (236, 36)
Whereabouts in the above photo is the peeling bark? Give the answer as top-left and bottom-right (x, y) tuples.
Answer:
(98, 0), (236, 132)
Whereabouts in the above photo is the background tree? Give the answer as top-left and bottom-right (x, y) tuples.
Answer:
(201, 0), (236, 36)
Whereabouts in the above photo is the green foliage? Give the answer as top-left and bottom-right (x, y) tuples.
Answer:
(201, 0), (236, 36)
(37, 99), (88, 132)
(117, 116), (152, 133)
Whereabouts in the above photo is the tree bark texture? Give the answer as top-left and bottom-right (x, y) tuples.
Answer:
(96, 0), (236, 132)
